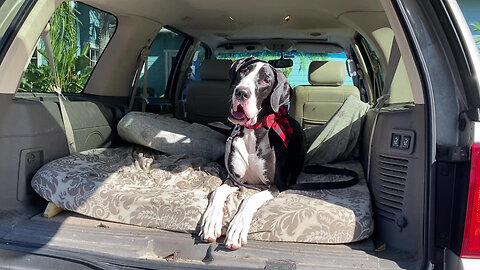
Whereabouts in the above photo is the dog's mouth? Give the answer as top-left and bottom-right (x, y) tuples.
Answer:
(229, 104), (251, 125)
(232, 104), (246, 119)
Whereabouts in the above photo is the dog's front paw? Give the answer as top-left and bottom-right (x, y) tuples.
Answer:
(225, 210), (253, 250)
(199, 203), (224, 243)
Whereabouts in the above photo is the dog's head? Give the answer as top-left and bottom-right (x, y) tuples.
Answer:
(228, 56), (291, 126)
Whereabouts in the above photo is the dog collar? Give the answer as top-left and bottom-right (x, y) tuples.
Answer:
(243, 106), (292, 148)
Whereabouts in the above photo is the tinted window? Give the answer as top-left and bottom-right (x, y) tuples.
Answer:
(136, 28), (186, 98)
(18, 2), (117, 94)
(457, 0), (480, 51)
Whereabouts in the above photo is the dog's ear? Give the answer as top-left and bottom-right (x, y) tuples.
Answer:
(270, 69), (291, 112)
(229, 56), (256, 83)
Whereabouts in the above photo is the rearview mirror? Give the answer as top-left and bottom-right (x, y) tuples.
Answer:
(268, 58), (293, 68)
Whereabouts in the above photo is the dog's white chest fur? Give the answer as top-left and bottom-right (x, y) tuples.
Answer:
(230, 129), (269, 185)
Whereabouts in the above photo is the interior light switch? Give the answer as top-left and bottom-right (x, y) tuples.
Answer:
(391, 134), (401, 148)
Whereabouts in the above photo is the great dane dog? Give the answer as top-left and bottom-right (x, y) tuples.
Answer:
(199, 57), (306, 250)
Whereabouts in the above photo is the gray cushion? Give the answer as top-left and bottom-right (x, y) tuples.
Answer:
(117, 112), (227, 161)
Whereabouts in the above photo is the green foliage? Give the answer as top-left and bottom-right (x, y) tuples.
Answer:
(20, 64), (54, 92)
(473, 22), (480, 45)
(19, 2), (92, 93)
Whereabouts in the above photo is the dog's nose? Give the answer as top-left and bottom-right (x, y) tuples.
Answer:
(234, 87), (250, 100)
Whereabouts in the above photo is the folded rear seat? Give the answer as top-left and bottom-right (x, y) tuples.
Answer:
(31, 85), (374, 244)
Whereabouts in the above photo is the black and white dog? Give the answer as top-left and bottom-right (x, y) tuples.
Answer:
(199, 57), (306, 250)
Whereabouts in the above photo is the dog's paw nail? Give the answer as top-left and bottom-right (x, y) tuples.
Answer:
(228, 244), (241, 250)
(207, 237), (216, 242)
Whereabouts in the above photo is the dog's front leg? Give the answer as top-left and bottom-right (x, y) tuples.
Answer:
(199, 183), (239, 242)
(225, 188), (278, 250)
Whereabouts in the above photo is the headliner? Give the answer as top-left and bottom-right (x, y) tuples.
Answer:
(82, 0), (387, 52)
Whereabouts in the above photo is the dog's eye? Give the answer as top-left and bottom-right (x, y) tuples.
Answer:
(240, 68), (248, 75)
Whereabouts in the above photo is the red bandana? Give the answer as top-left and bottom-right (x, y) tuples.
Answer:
(243, 106), (293, 148)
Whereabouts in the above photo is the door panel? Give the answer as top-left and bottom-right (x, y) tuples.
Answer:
(361, 104), (426, 260)
(0, 93), (127, 211)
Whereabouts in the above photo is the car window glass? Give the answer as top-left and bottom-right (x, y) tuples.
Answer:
(359, 36), (383, 99)
(136, 28), (187, 98)
(191, 44), (207, 81)
(457, 0), (480, 51)
(217, 51), (352, 88)
(180, 44), (206, 100)
(17, 1), (116, 94)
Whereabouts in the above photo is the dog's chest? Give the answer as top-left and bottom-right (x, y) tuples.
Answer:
(229, 129), (273, 185)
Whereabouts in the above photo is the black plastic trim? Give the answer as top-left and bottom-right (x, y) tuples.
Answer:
(391, 0), (434, 269)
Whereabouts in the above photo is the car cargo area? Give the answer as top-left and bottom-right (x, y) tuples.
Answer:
(0, 98), (425, 269)
(0, 0), (433, 269)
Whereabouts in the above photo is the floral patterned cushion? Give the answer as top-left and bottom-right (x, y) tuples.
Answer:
(31, 147), (373, 244)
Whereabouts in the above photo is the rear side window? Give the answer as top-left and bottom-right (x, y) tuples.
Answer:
(457, 0), (480, 51)
(217, 51), (352, 88)
(358, 36), (383, 100)
(17, 1), (117, 94)
(134, 28), (187, 99)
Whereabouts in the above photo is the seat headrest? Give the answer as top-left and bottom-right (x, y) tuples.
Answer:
(308, 61), (346, 86)
(199, 59), (233, 80)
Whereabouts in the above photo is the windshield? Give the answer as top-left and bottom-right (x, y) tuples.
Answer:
(217, 51), (352, 88)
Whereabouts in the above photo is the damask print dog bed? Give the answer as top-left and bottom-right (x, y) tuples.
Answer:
(31, 146), (373, 244)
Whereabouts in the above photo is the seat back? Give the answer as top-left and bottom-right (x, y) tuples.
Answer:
(186, 59), (233, 124)
(290, 61), (360, 128)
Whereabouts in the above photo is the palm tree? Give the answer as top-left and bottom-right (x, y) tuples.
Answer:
(20, 2), (91, 93)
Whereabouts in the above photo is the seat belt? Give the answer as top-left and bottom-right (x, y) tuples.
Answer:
(367, 37), (401, 179)
(40, 23), (77, 154)
(373, 37), (401, 111)
(129, 44), (151, 112)
(41, 22), (74, 219)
